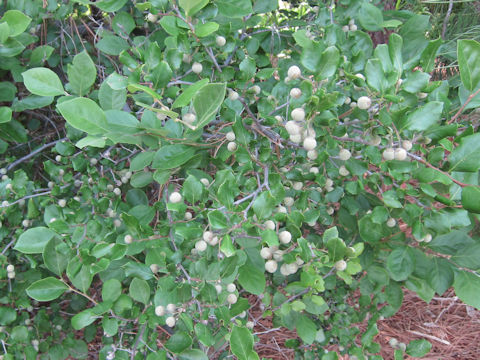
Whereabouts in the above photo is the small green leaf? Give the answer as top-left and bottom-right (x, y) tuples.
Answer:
(129, 278), (151, 305)
(102, 279), (122, 303)
(386, 247), (415, 281)
(296, 314), (316, 345)
(183, 175), (203, 204)
(406, 339), (432, 357)
(238, 262), (265, 295)
(195, 22), (219, 37)
(454, 270), (480, 310)
(0, 106), (12, 124)
(448, 133), (480, 172)
(152, 145), (196, 169)
(67, 51), (96, 96)
(14, 227), (56, 254)
(457, 39), (480, 91)
(57, 97), (108, 135)
(71, 309), (98, 330)
(1, 10), (31, 36)
(208, 210), (228, 229)
(193, 83), (226, 128)
(165, 332), (193, 353)
(172, 79), (209, 108)
(230, 326), (254, 360)
(400, 101), (444, 131)
(179, 0), (209, 16)
(22, 68), (64, 96)
(26, 277), (68, 301)
(461, 186), (480, 213)
(358, 3), (383, 31)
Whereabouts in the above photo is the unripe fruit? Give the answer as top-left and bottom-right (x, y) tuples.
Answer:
(310, 166), (319, 174)
(292, 181), (303, 190)
(5, 183), (12, 191)
(155, 305), (165, 316)
(185, 212), (193, 220)
(55, 155), (62, 162)
(250, 85), (261, 95)
(394, 148), (407, 161)
(264, 220), (275, 230)
(147, 13), (158, 22)
(260, 247), (273, 259)
(183, 113), (196, 124)
(150, 264), (159, 273)
(195, 240), (207, 252)
(423, 234), (432, 243)
(226, 283), (236, 293)
(357, 96), (372, 110)
(280, 264), (290, 276)
(228, 90), (239, 101)
(326, 207), (335, 215)
(124, 234), (133, 244)
(265, 260), (278, 273)
(291, 108), (305, 122)
(277, 205), (287, 213)
(6, 265), (14, 272)
(418, 92), (428, 99)
(401, 140), (412, 151)
(275, 115), (283, 122)
(209, 236), (219, 246)
(290, 88), (302, 99)
(165, 316), (176, 327)
(90, 158), (98, 165)
(58, 199), (67, 208)
(369, 135), (381, 146)
(342, 25), (349, 32)
(386, 218), (396, 227)
(166, 303), (176, 312)
(226, 131), (236, 141)
(398, 343), (406, 352)
(287, 65), (301, 80)
(227, 293), (237, 304)
(0, 168), (5, 175)
(286, 262), (298, 274)
(325, 178), (333, 188)
(339, 148), (351, 161)
(48, 181), (54, 189)
(59, 169), (65, 176)
(246, 321), (254, 329)
(200, 178), (210, 186)
(284, 197), (294, 207)
(389, 338), (398, 347)
(215, 284), (222, 294)
(303, 137), (317, 151)
(307, 150), (318, 160)
(279, 230), (292, 244)
(169, 191), (182, 203)
(289, 134), (302, 143)
(192, 62), (203, 74)
(339, 165), (349, 176)
(349, 24), (357, 31)
(383, 148), (395, 161)
(203, 231), (214, 242)
(216, 35), (226, 47)
(113, 188), (121, 196)
(7, 272), (15, 279)
(335, 260), (347, 271)
(227, 142), (237, 152)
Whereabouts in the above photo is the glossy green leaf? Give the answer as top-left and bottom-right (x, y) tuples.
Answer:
(457, 39), (480, 91)
(26, 277), (68, 301)
(400, 101), (443, 131)
(230, 326), (255, 360)
(152, 145), (196, 169)
(95, 35), (129, 56)
(406, 339), (432, 357)
(195, 22), (219, 37)
(454, 270), (480, 310)
(193, 83), (226, 128)
(172, 79), (209, 108)
(14, 226), (56, 254)
(179, 0), (209, 16)
(448, 133), (480, 172)
(22, 68), (64, 96)
(71, 309), (98, 330)
(461, 186), (480, 213)
(67, 51), (96, 96)
(252, 191), (275, 220)
(43, 238), (69, 276)
(217, 0), (252, 18)
(358, 3), (383, 31)
(420, 38), (442, 73)
(317, 46), (340, 79)
(427, 257), (454, 295)
(238, 262), (265, 295)
(1, 10), (31, 36)
(183, 175), (203, 204)
(57, 97), (108, 135)
(165, 332), (193, 353)
(129, 278), (151, 305)
(296, 314), (316, 345)
(98, 80), (127, 110)
(0, 106), (12, 124)
(178, 349), (209, 360)
(102, 279), (122, 303)
(386, 247), (415, 281)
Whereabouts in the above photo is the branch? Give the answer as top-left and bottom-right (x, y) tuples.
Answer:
(441, 0), (454, 40)
(447, 87), (480, 124)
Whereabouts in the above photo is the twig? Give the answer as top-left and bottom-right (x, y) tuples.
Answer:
(447, 87), (480, 124)
(130, 322), (148, 360)
(406, 330), (451, 346)
(6, 138), (68, 172)
(441, 0), (454, 40)
(206, 47), (222, 73)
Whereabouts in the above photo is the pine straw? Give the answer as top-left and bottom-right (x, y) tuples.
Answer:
(250, 289), (480, 360)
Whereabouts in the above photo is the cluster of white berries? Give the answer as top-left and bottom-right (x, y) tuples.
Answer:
(342, 19), (357, 32)
(6, 264), (15, 279)
(382, 140), (412, 161)
(416, 233), (432, 243)
(155, 303), (177, 327)
(225, 131), (237, 152)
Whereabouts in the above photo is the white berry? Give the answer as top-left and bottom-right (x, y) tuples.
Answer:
(200, 178), (210, 186)
(203, 231), (213, 242)
(423, 234), (432, 243)
(260, 247), (273, 259)
(292, 181), (303, 190)
(284, 197), (294, 207)
(6, 265), (14, 272)
(250, 85), (261, 95)
(290, 134), (302, 143)
(215, 284), (222, 294)
(58, 199), (67, 208)
(357, 96), (371, 110)
(227, 142), (237, 152)
(209, 236), (219, 246)
(165, 316), (176, 327)
(113, 188), (121, 196)
(307, 150), (318, 160)
(394, 148), (407, 161)
(303, 137), (317, 151)
(326, 207), (335, 215)
(183, 113), (196, 124)
(226, 283), (236, 293)
(192, 62), (203, 74)
(155, 305), (165, 316)
(166, 303), (176, 313)
(124, 234), (133, 244)
(280, 264), (290, 276)
(7, 272), (15, 279)
(227, 293), (237, 304)
(216, 35), (226, 47)
(339, 149), (351, 161)
(265, 260), (278, 273)
(310, 166), (319, 174)
(286, 262), (298, 274)
(335, 260), (347, 271)
(349, 24), (357, 31)
(169, 191), (182, 203)
(339, 166), (349, 176)
(401, 140), (412, 151)
(383, 148), (395, 161)
(226, 131), (236, 141)
(291, 108), (305, 122)
(290, 88), (302, 99)
(279, 230), (292, 244)
(147, 13), (158, 22)
(264, 220), (275, 230)
(195, 240), (207, 252)
(287, 65), (301, 80)
(386, 218), (396, 227)
(184, 212), (193, 220)
(246, 321), (254, 329)
(228, 90), (239, 101)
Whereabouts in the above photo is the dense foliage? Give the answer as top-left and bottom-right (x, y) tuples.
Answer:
(1, 0), (480, 359)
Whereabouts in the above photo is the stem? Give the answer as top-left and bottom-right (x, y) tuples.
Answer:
(447, 87), (480, 124)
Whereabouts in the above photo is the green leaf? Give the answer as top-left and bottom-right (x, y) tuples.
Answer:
(0, 106), (12, 124)
(194, 323), (214, 347)
(67, 51), (96, 96)
(461, 186), (480, 213)
(29, 45), (54, 66)
(448, 133), (480, 172)
(129, 278), (151, 305)
(165, 332), (193, 353)
(420, 38), (442, 73)
(193, 83), (226, 128)
(238, 262), (265, 295)
(183, 175), (203, 204)
(71, 309), (98, 330)
(57, 97), (108, 135)
(230, 326), (254, 360)
(1, 10), (31, 36)
(406, 339), (432, 357)
(179, 0), (209, 16)
(43, 238), (69, 276)
(179, 349), (208, 360)
(454, 270), (480, 310)
(252, 191), (275, 220)
(207, 210), (228, 229)
(217, 0), (253, 18)
(386, 247), (415, 281)
(451, 243), (480, 270)
(22, 68), (64, 96)
(99, 80), (127, 110)
(365, 58), (388, 93)
(296, 314), (316, 345)
(195, 22), (219, 37)
(427, 257), (453, 295)
(399, 101), (443, 131)
(0, 307), (17, 325)
(95, 0), (128, 12)
(317, 46), (340, 79)
(388, 33), (403, 75)
(457, 39), (480, 91)
(95, 35), (129, 56)
(26, 277), (68, 301)
(102, 279), (122, 303)
(172, 79), (209, 108)
(326, 237), (346, 262)
(14, 226), (56, 254)
(358, 3), (383, 31)
(152, 144), (196, 169)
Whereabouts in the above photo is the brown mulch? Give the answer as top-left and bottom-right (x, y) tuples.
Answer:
(250, 289), (480, 360)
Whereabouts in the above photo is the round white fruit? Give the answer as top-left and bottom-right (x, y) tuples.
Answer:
(260, 247), (273, 259)
(7, 272), (15, 279)
(113, 188), (121, 196)
(226, 131), (236, 141)
(203, 231), (213, 242)
(335, 260), (347, 271)
(55, 155), (62, 162)
(169, 191), (182, 203)
(339, 165), (350, 177)
(401, 140), (412, 151)
(293, 181), (303, 190)
(349, 24), (357, 31)
(200, 178), (210, 186)
(215, 284), (222, 294)
(339, 148), (351, 161)
(290, 88), (302, 98)
(291, 108), (305, 122)
(209, 236), (219, 246)
(246, 321), (254, 329)
(342, 25), (349, 32)
(280, 264), (290, 276)
(227, 293), (237, 304)
(310, 166), (319, 174)
(286, 262), (298, 274)
(303, 137), (317, 151)
(165, 316), (176, 327)
(284, 197), (294, 207)
(307, 150), (318, 160)
(394, 148), (407, 161)
(264, 220), (275, 230)
(155, 305), (165, 316)
(357, 96), (371, 110)
(184, 212), (193, 220)
(386, 218), (396, 227)
(166, 303), (176, 313)
(124, 234), (133, 244)
(58, 199), (67, 208)
(227, 142), (237, 152)
(287, 65), (301, 79)
(216, 35), (226, 47)
(423, 234), (432, 243)
(326, 207), (335, 215)
(150, 264), (159, 273)
(147, 13), (158, 22)
(279, 230), (292, 244)
(195, 240), (207, 252)
(265, 260), (278, 273)
(285, 121), (300, 135)
(183, 113), (196, 124)
(383, 148), (395, 161)
(289, 134), (302, 143)
(251, 85), (261, 95)
(228, 90), (239, 101)
(90, 158), (98, 165)
(192, 62), (203, 74)
(6, 265), (14, 272)
(226, 283), (236, 293)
